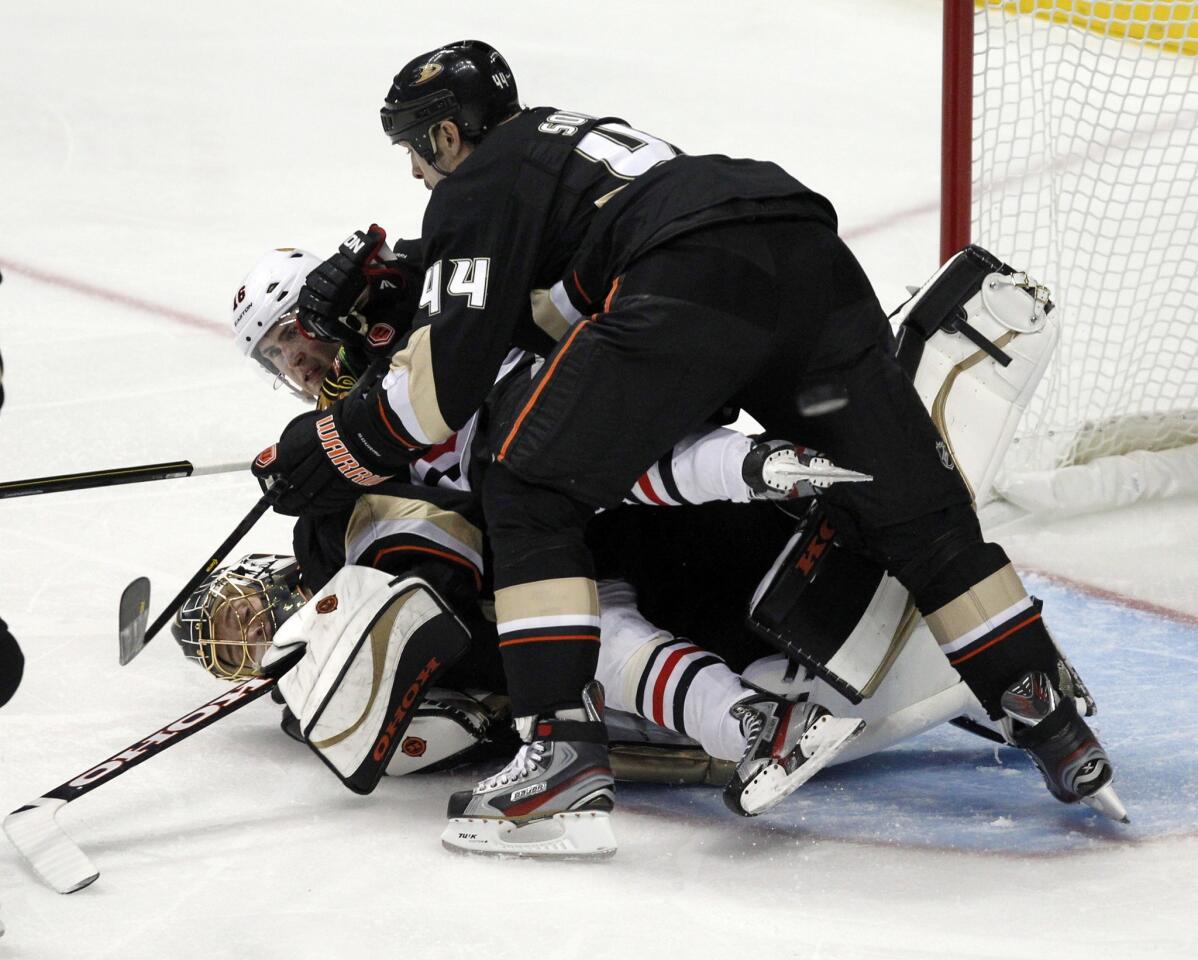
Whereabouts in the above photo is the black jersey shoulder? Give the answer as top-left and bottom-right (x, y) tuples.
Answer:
(420, 109), (589, 232)
(565, 153), (840, 313)
(419, 107), (645, 287)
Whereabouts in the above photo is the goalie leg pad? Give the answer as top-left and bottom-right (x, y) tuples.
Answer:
(271, 566), (470, 794)
(894, 244), (1060, 506)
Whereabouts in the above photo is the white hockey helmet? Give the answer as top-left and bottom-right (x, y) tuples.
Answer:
(231, 248), (341, 401)
(231, 247), (322, 358)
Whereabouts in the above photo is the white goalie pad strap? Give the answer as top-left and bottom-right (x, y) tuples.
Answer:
(265, 566), (469, 792)
(740, 653), (815, 702)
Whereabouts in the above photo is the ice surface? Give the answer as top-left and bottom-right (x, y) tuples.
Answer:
(1, 2), (1196, 958)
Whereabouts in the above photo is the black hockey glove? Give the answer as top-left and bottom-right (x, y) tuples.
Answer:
(350, 260), (423, 360)
(251, 404), (388, 515)
(251, 371), (420, 515)
(296, 225), (416, 343)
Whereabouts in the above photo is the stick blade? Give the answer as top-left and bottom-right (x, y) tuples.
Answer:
(118, 577), (152, 666)
(4, 798), (99, 894)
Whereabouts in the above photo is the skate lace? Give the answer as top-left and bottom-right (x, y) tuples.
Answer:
(478, 741), (546, 791)
(734, 704), (765, 754)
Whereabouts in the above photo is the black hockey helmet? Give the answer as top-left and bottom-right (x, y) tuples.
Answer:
(171, 554), (305, 680)
(380, 40), (519, 164)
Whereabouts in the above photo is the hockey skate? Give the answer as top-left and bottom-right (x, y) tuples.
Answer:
(723, 695), (865, 816)
(441, 681), (616, 859)
(1001, 671), (1128, 823)
(742, 438), (872, 500)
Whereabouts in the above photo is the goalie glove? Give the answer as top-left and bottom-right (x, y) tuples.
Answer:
(297, 226), (417, 344)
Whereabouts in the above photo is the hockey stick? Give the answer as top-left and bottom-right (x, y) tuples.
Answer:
(3, 649), (301, 894)
(0, 459), (251, 499)
(119, 489), (279, 666)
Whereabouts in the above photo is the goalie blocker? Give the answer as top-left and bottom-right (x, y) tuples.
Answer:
(750, 245), (1059, 702)
(261, 566), (470, 794)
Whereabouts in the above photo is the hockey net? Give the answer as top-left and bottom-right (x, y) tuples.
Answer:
(944, 1), (1198, 514)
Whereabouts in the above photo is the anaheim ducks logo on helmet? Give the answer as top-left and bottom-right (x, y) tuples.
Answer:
(412, 62), (443, 85)
(382, 42), (519, 162)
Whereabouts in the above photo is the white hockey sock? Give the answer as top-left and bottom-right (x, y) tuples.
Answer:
(626, 428), (754, 506)
(597, 580), (751, 761)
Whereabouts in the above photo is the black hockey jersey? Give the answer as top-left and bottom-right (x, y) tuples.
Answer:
(373, 107), (836, 455)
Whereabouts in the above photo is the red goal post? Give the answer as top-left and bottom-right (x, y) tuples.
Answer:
(941, 0), (1198, 515)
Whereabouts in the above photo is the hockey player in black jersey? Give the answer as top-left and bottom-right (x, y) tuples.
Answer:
(251, 40), (1123, 853)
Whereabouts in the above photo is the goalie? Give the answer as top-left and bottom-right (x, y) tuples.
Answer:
(170, 528), (868, 824)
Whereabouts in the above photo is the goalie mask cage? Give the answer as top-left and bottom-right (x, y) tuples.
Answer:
(942, 0), (1198, 513)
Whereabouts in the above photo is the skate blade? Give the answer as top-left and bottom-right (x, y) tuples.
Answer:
(805, 465), (873, 487)
(1082, 782), (1130, 824)
(771, 461), (873, 489)
(441, 810), (617, 860)
(736, 716), (866, 816)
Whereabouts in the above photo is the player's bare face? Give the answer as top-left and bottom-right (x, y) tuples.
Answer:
(402, 143), (443, 190)
(257, 316), (338, 398)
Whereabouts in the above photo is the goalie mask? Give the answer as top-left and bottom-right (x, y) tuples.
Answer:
(231, 248), (339, 402)
(172, 554), (306, 680)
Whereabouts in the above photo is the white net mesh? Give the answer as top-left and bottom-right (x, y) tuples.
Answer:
(971, 1), (1198, 477)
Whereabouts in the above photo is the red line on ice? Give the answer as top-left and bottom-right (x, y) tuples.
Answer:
(1018, 566), (1198, 628)
(841, 198), (940, 242)
(0, 207), (919, 334)
(0, 257), (223, 335)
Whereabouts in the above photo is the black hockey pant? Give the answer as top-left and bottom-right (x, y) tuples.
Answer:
(488, 219), (1059, 719)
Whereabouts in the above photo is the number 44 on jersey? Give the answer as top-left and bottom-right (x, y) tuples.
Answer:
(419, 258), (491, 315)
